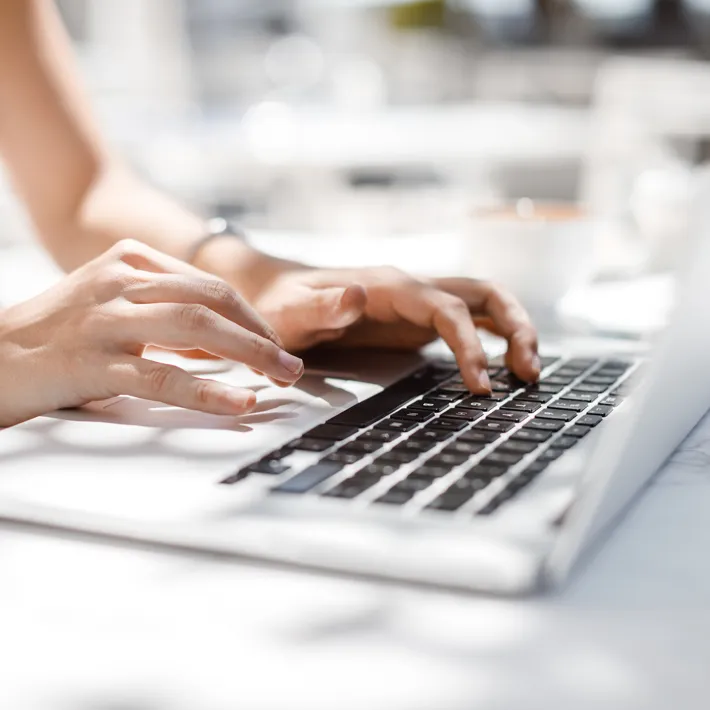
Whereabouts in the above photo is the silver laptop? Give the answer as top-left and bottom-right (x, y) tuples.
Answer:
(0, 189), (708, 595)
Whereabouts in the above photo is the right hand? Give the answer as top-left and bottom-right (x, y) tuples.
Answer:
(0, 240), (305, 427)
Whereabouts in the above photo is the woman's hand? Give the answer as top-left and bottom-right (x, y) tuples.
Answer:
(248, 266), (540, 394)
(0, 240), (304, 427)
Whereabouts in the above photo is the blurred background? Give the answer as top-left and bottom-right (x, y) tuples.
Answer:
(4, 0), (710, 333)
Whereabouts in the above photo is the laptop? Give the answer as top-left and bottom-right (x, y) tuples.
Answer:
(0, 189), (708, 595)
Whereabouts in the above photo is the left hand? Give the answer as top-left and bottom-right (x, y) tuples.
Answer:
(249, 266), (540, 394)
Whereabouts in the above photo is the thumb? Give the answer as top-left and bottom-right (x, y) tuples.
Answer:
(308, 284), (367, 331)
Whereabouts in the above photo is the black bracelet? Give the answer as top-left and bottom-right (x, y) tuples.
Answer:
(186, 217), (247, 265)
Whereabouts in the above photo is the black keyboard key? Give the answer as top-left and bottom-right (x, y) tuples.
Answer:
(374, 489), (415, 506)
(584, 375), (618, 386)
(427, 418), (467, 432)
(338, 440), (382, 455)
(397, 438), (438, 453)
(542, 375), (576, 386)
(488, 410), (527, 424)
(447, 476), (490, 494)
(377, 450), (420, 465)
(548, 400), (586, 413)
(566, 358), (597, 370)
(248, 459), (290, 475)
(481, 392), (510, 402)
(323, 482), (370, 499)
(437, 383), (470, 394)
(323, 451), (361, 465)
(329, 366), (444, 427)
(526, 419), (565, 433)
(391, 409), (436, 424)
(474, 420), (515, 434)
(533, 384), (565, 394)
(539, 356), (561, 369)
(409, 398), (449, 413)
(578, 414), (603, 427)
(575, 383), (607, 394)
(428, 451), (469, 468)
(501, 400), (541, 414)
(305, 424), (359, 441)
(274, 462), (343, 494)
(519, 460), (549, 477)
(444, 440), (487, 455)
(563, 391), (597, 403)
(428, 390), (465, 403)
(411, 428), (451, 443)
(498, 440), (538, 455)
(537, 409), (576, 423)
(220, 470), (251, 485)
(601, 396), (622, 407)
(413, 464), (453, 479)
(459, 428), (501, 444)
(601, 359), (632, 371)
(476, 500), (501, 516)
(553, 368), (584, 379)
(515, 391), (554, 404)
(358, 429), (401, 444)
(538, 448), (563, 463)
(464, 463), (507, 479)
(512, 428), (553, 443)
(426, 491), (474, 512)
(550, 436), (578, 450)
(566, 425), (593, 438)
(289, 437), (334, 452)
(482, 452), (523, 467)
(374, 419), (417, 433)
(440, 408), (486, 423)
(589, 405), (613, 417)
(356, 462), (399, 478)
(458, 398), (495, 411)
(391, 477), (432, 493)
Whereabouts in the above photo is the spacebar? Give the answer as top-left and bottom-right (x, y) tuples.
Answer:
(328, 367), (445, 427)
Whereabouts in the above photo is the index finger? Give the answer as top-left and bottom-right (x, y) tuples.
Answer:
(109, 240), (285, 350)
(434, 278), (539, 382)
(392, 288), (492, 394)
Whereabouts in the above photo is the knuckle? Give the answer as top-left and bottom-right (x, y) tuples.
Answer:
(194, 379), (213, 406)
(249, 330), (268, 358)
(90, 264), (136, 300)
(201, 279), (234, 305)
(176, 303), (211, 331)
(146, 364), (175, 394)
(110, 238), (143, 260)
(442, 295), (469, 317)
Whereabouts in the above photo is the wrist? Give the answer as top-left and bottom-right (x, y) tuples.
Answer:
(192, 233), (304, 303)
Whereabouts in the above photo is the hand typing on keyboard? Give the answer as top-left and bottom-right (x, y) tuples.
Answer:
(244, 268), (540, 394)
(0, 241), (305, 427)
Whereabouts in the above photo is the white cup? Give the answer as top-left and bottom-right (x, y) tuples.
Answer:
(463, 200), (597, 327)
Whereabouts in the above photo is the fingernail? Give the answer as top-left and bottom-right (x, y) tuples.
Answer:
(233, 390), (256, 410)
(223, 388), (256, 412)
(278, 350), (304, 375)
(478, 371), (492, 392)
(532, 355), (541, 373)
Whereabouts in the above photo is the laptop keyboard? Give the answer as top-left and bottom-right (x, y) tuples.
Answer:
(220, 356), (636, 517)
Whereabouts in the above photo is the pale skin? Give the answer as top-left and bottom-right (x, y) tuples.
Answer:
(0, 0), (540, 427)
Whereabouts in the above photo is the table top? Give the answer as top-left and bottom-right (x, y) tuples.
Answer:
(2, 242), (710, 710)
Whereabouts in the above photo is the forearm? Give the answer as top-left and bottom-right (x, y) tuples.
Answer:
(40, 162), (206, 270)
(49, 161), (303, 300)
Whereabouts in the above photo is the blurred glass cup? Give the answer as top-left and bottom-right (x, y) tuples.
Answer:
(464, 199), (597, 328)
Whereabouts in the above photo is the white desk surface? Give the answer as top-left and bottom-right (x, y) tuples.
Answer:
(2, 242), (710, 710)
